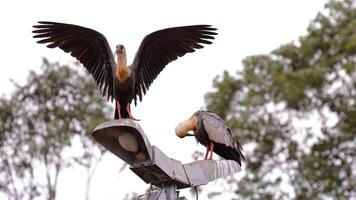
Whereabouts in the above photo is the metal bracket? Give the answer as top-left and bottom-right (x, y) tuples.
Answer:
(91, 119), (241, 199)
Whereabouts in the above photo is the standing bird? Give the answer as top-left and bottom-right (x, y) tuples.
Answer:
(175, 110), (245, 166)
(32, 22), (217, 120)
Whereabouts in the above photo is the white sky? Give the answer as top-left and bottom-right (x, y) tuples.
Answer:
(0, 0), (328, 199)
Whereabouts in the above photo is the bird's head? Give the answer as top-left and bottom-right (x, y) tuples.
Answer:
(175, 115), (197, 138)
(115, 44), (126, 54)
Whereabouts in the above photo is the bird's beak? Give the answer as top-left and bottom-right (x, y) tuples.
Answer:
(176, 131), (194, 138)
(186, 132), (194, 137)
(177, 133), (186, 138)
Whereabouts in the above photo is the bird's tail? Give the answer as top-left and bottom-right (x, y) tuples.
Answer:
(214, 142), (244, 166)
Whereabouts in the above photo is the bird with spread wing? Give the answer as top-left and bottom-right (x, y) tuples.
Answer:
(175, 110), (245, 166)
(32, 22), (217, 120)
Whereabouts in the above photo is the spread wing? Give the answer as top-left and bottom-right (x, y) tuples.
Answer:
(130, 25), (217, 105)
(32, 21), (116, 101)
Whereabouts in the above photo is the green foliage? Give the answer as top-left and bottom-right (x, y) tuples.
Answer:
(0, 59), (111, 199)
(205, 0), (356, 199)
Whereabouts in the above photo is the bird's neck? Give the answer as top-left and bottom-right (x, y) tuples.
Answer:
(116, 52), (131, 83)
(187, 116), (198, 132)
(181, 116), (198, 132)
(117, 51), (127, 67)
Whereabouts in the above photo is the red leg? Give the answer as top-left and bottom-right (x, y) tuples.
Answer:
(116, 102), (121, 119)
(126, 104), (140, 121)
(204, 145), (209, 160)
(209, 143), (214, 160)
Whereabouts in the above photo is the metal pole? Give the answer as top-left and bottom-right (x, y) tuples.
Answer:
(138, 184), (184, 200)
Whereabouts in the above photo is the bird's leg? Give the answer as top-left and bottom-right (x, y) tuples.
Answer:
(204, 145), (210, 160)
(126, 104), (140, 121)
(116, 102), (121, 119)
(209, 142), (214, 160)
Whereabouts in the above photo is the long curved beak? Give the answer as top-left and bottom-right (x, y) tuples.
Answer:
(176, 131), (194, 138)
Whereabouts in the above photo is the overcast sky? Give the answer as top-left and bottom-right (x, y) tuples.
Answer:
(0, 0), (328, 199)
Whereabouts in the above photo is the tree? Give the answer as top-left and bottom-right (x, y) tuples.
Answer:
(0, 59), (112, 200)
(205, 0), (356, 199)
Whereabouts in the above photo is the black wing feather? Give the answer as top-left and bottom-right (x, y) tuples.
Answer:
(199, 110), (246, 163)
(32, 21), (116, 101)
(131, 25), (217, 105)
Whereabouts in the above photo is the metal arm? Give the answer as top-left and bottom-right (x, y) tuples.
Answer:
(91, 119), (241, 199)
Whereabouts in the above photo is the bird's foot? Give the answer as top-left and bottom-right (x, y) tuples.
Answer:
(129, 116), (141, 121)
(126, 104), (140, 121)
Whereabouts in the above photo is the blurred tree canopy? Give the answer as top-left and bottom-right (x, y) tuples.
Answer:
(0, 59), (111, 200)
(205, 0), (356, 199)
